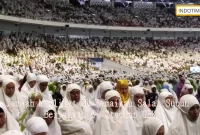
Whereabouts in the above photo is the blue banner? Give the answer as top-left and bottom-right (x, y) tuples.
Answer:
(88, 58), (104, 62)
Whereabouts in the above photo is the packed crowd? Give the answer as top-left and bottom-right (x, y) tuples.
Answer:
(0, 62), (200, 135)
(0, 0), (200, 27)
(0, 32), (200, 135)
(1, 32), (200, 77)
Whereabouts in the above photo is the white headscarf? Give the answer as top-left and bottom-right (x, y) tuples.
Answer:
(0, 77), (26, 119)
(167, 95), (200, 135)
(0, 101), (20, 134)
(21, 73), (37, 98)
(142, 117), (163, 135)
(180, 84), (194, 97)
(155, 91), (177, 133)
(126, 86), (154, 135)
(2, 130), (24, 135)
(36, 75), (53, 102)
(84, 85), (95, 100)
(92, 81), (114, 113)
(33, 100), (61, 135)
(58, 83), (94, 135)
(96, 81), (114, 99)
(24, 117), (49, 135)
(15, 74), (24, 89)
(93, 90), (137, 135)
(59, 84), (66, 98)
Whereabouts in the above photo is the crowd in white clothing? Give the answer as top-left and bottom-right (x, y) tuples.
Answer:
(1, 32), (200, 77)
(0, 70), (200, 135)
(0, 31), (199, 135)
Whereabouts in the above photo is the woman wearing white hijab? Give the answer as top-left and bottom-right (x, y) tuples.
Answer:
(126, 86), (154, 135)
(167, 94), (200, 135)
(142, 117), (164, 135)
(180, 84), (194, 98)
(35, 75), (53, 102)
(15, 74), (24, 90)
(0, 77), (26, 119)
(33, 100), (61, 135)
(60, 84), (67, 98)
(0, 101), (20, 134)
(58, 83), (94, 135)
(18, 92), (43, 131)
(2, 130), (25, 135)
(21, 73), (37, 99)
(92, 81), (114, 113)
(93, 90), (137, 135)
(24, 117), (49, 135)
(154, 91), (177, 133)
(84, 85), (95, 100)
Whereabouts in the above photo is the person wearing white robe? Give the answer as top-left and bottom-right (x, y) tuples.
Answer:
(0, 101), (20, 134)
(24, 117), (49, 135)
(93, 90), (138, 135)
(126, 86), (154, 135)
(60, 84), (67, 98)
(21, 73), (37, 100)
(33, 100), (61, 135)
(92, 81), (114, 113)
(180, 84), (194, 98)
(2, 130), (25, 135)
(142, 117), (164, 135)
(35, 75), (53, 102)
(167, 94), (200, 135)
(18, 92), (43, 132)
(15, 74), (24, 90)
(0, 77), (26, 120)
(154, 91), (177, 133)
(58, 83), (94, 135)
(84, 85), (95, 100)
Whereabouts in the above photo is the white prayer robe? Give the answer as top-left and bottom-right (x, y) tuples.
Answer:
(84, 85), (95, 100)
(92, 81), (114, 113)
(126, 86), (154, 135)
(35, 75), (53, 102)
(0, 101), (20, 134)
(142, 117), (164, 135)
(58, 83), (94, 135)
(0, 77), (26, 119)
(93, 90), (137, 135)
(155, 91), (177, 133)
(60, 84), (67, 98)
(167, 95), (200, 135)
(24, 117), (49, 135)
(33, 100), (62, 135)
(21, 73), (37, 100)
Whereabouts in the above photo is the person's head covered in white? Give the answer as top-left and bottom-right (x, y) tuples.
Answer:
(142, 117), (164, 135)
(0, 101), (20, 134)
(36, 75), (53, 102)
(93, 90), (137, 135)
(60, 84), (67, 98)
(25, 117), (49, 135)
(96, 81), (114, 100)
(155, 91), (177, 133)
(33, 100), (61, 135)
(58, 83), (93, 135)
(167, 94), (200, 135)
(21, 73), (37, 96)
(0, 77), (25, 119)
(127, 86), (154, 135)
